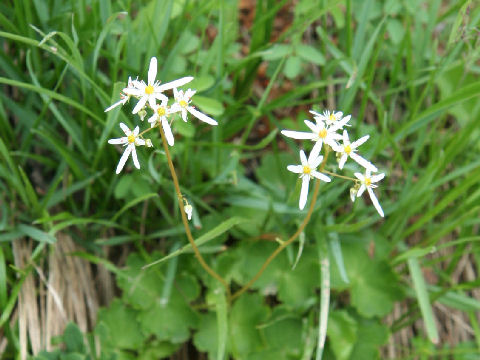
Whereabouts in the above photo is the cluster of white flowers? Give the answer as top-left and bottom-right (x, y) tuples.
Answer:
(282, 110), (385, 217)
(106, 57), (217, 174)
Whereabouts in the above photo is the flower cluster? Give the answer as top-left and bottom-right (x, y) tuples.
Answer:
(106, 57), (217, 174)
(282, 110), (385, 217)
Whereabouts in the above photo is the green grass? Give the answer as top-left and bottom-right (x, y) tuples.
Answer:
(1, 0), (480, 359)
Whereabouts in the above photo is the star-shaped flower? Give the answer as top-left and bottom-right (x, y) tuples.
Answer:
(334, 130), (377, 171)
(354, 170), (385, 217)
(287, 148), (331, 210)
(171, 88), (218, 125)
(122, 57), (194, 114)
(148, 99), (175, 146)
(282, 116), (351, 158)
(104, 77), (135, 112)
(310, 110), (346, 127)
(108, 123), (146, 174)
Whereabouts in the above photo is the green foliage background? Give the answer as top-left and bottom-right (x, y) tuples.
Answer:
(1, 0), (480, 359)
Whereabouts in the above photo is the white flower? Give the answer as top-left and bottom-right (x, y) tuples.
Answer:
(122, 57), (193, 114)
(108, 123), (146, 174)
(171, 88), (218, 125)
(282, 116), (350, 158)
(287, 148), (331, 210)
(334, 130), (377, 172)
(310, 110), (346, 127)
(184, 204), (193, 220)
(148, 99), (175, 146)
(354, 170), (385, 217)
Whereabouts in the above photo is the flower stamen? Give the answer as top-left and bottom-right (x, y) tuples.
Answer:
(145, 85), (154, 95)
(179, 100), (188, 108)
(344, 144), (352, 155)
(319, 128), (327, 139)
(303, 165), (311, 174)
(127, 134), (136, 144)
(157, 107), (166, 116)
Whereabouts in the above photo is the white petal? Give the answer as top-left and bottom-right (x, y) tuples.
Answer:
(299, 176), (310, 210)
(331, 115), (351, 131)
(181, 109), (188, 122)
(357, 184), (366, 197)
(105, 99), (124, 112)
(132, 96), (147, 114)
(133, 126), (140, 136)
(169, 103), (181, 113)
(188, 107), (218, 125)
(135, 138), (146, 146)
(350, 153), (378, 172)
(309, 142), (322, 163)
(116, 146), (132, 174)
(185, 89), (196, 98)
(119, 122), (131, 135)
(367, 187), (384, 217)
(173, 87), (180, 100)
(351, 135), (369, 149)
(157, 77), (194, 92)
(342, 130), (349, 144)
(287, 165), (303, 174)
(354, 172), (364, 181)
(311, 170), (331, 182)
(148, 95), (157, 110)
(162, 118), (175, 146)
(338, 154), (348, 169)
(304, 120), (318, 132)
(310, 153), (323, 169)
(123, 87), (142, 96)
(334, 111), (343, 120)
(147, 113), (158, 124)
(371, 173), (385, 183)
(154, 92), (169, 103)
(148, 57), (157, 85)
(281, 130), (315, 140)
(131, 146), (140, 169)
(299, 150), (308, 165)
(108, 137), (127, 144)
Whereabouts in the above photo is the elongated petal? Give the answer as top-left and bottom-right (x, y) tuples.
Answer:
(371, 173), (385, 183)
(148, 95), (157, 110)
(157, 77), (194, 92)
(331, 115), (351, 131)
(132, 96), (147, 114)
(154, 92), (168, 103)
(311, 170), (331, 182)
(135, 138), (146, 146)
(343, 129), (350, 144)
(119, 122), (131, 135)
(351, 135), (369, 148)
(173, 87), (180, 100)
(310, 153), (323, 169)
(367, 187), (384, 217)
(357, 184), (366, 197)
(162, 118), (175, 146)
(108, 137), (127, 144)
(185, 89), (196, 98)
(299, 176), (310, 210)
(133, 126), (140, 136)
(354, 172), (364, 181)
(123, 87), (142, 96)
(116, 146), (132, 174)
(350, 152), (378, 172)
(105, 99), (124, 112)
(188, 107), (218, 125)
(181, 108), (188, 122)
(281, 130), (314, 140)
(304, 120), (318, 132)
(147, 114), (158, 124)
(287, 165), (303, 174)
(169, 103), (181, 114)
(338, 154), (348, 169)
(299, 150), (308, 165)
(148, 57), (157, 85)
(309, 142), (322, 164)
(131, 147), (140, 169)
(310, 142), (323, 164)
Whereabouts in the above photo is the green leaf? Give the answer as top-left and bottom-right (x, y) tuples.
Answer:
(63, 323), (85, 353)
(192, 95), (225, 117)
(262, 44), (292, 61)
(408, 258), (439, 344)
(296, 44), (325, 65)
(145, 217), (247, 267)
(96, 299), (145, 350)
(327, 311), (357, 360)
(284, 56), (302, 79)
(17, 224), (56, 244)
(386, 18), (405, 45)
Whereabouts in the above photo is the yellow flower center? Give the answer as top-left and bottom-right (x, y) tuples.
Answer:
(179, 100), (188, 108)
(365, 177), (372, 186)
(145, 85), (154, 95)
(319, 128), (327, 139)
(303, 165), (311, 174)
(329, 114), (335, 122)
(127, 134), (135, 144)
(344, 144), (352, 154)
(157, 107), (166, 116)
